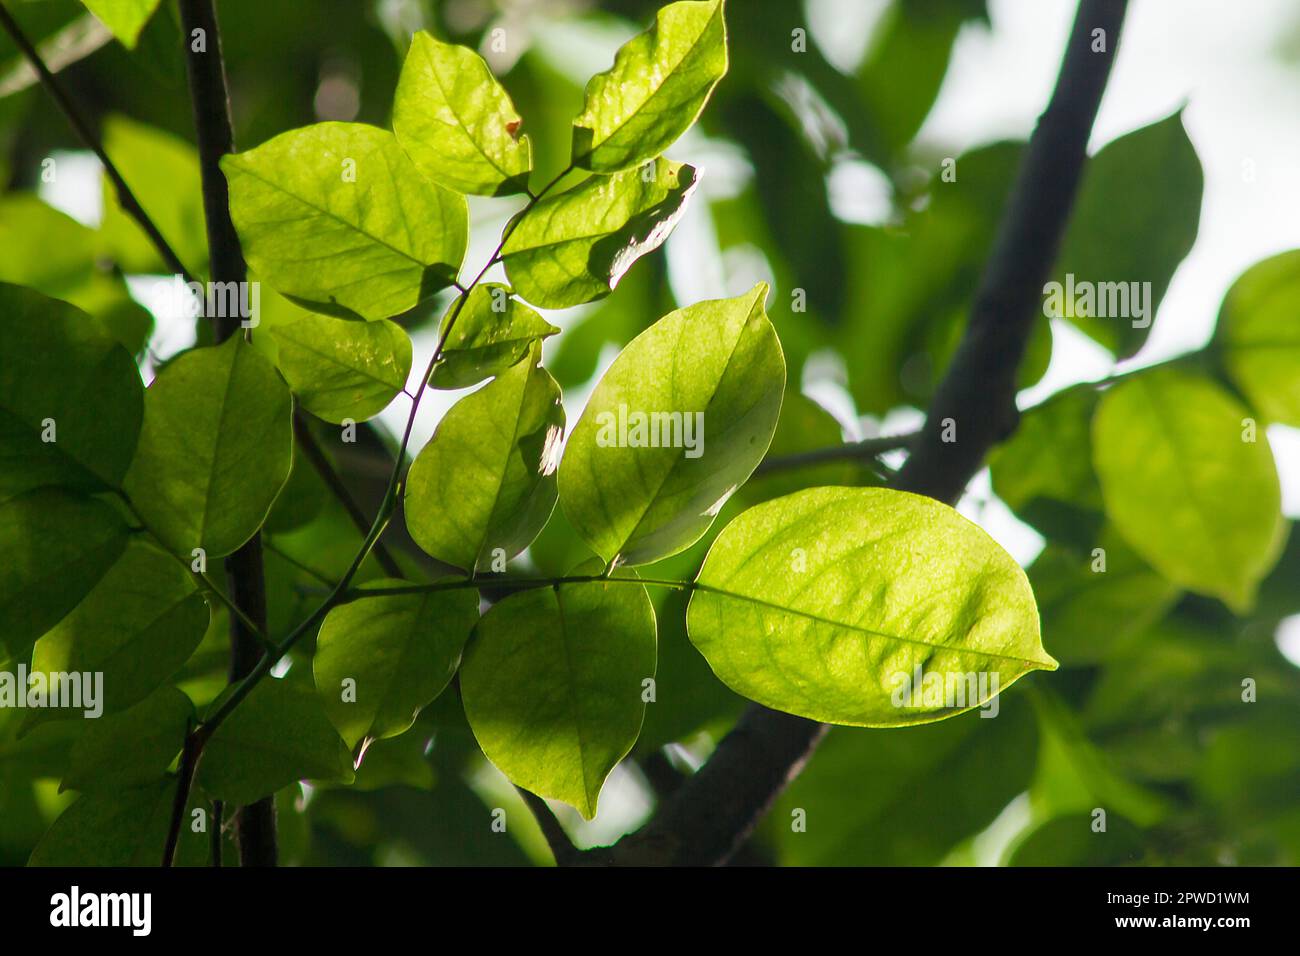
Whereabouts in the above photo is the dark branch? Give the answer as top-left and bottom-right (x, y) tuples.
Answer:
(176, 0), (277, 867)
(601, 0), (1129, 867)
(516, 787), (582, 867)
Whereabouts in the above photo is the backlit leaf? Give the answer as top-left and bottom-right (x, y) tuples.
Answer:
(688, 487), (1055, 726)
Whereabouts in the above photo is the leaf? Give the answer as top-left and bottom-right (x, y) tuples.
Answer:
(1051, 111), (1203, 357)
(501, 158), (697, 309)
(269, 312), (412, 423)
(1029, 533), (1179, 667)
(773, 697), (1037, 866)
(125, 337), (293, 558)
(393, 31), (532, 196)
(571, 0), (727, 173)
(559, 284), (784, 566)
(687, 487), (1056, 726)
(99, 115), (207, 276)
(460, 574), (656, 818)
(430, 284), (559, 390)
(1217, 249), (1300, 427)
(1007, 813), (1147, 866)
(989, 387), (1104, 546)
(1091, 369), (1285, 612)
(0, 282), (143, 497)
(223, 122), (467, 320)
(30, 539), (210, 717)
(29, 777), (206, 866)
(197, 673), (354, 805)
(405, 349), (564, 572)
(79, 0), (162, 48)
(62, 686), (192, 793)
(313, 580), (479, 748)
(0, 489), (130, 660)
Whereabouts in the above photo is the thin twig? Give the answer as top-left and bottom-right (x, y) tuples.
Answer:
(0, 2), (193, 280)
(754, 432), (913, 477)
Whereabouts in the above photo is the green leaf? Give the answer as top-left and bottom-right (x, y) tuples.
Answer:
(501, 158), (697, 309)
(223, 122), (467, 320)
(1051, 111), (1203, 357)
(1092, 369), (1285, 612)
(460, 574), (656, 818)
(79, 0), (162, 48)
(571, 0), (727, 172)
(0, 282), (143, 497)
(405, 350), (564, 572)
(62, 686), (192, 793)
(125, 337), (293, 558)
(269, 312), (412, 423)
(1218, 249), (1300, 427)
(314, 580), (479, 748)
(197, 673), (354, 805)
(99, 115), (207, 276)
(773, 697), (1037, 866)
(989, 387), (1104, 546)
(393, 31), (532, 196)
(688, 487), (1056, 726)
(0, 489), (130, 660)
(29, 777), (206, 866)
(430, 284), (559, 390)
(1029, 533), (1179, 667)
(1007, 812), (1147, 866)
(30, 539), (210, 717)
(559, 284), (784, 566)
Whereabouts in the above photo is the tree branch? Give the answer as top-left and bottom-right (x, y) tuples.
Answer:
(600, 0), (1130, 867)
(515, 788), (581, 866)
(177, 0), (277, 867)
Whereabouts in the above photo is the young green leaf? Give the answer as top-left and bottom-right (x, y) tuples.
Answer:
(687, 487), (1056, 726)
(460, 574), (656, 818)
(125, 337), (293, 558)
(0, 488), (130, 660)
(501, 158), (697, 309)
(269, 313), (412, 423)
(314, 580), (479, 748)
(62, 686), (193, 793)
(405, 350), (563, 572)
(79, 0), (164, 49)
(223, 122), (467, 320)
(559, 283), (784, 566)
(30, 539), (210, 718)
(393, 32), (532, 196)
(572, 0), (728, 172)
(1217, 249), (1300, 427)
(0, 283), (143, 497)
(197, 673), (354, 805)
(430, 284), (559, 390)
(1092, 369), (1285, 612)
